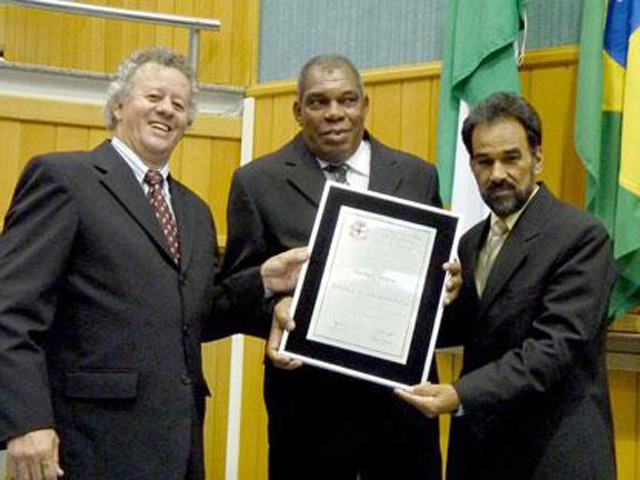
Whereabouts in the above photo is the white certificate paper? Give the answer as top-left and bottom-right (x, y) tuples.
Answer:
(306, 206), (436, 364)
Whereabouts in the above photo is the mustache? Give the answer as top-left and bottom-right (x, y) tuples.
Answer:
(486, 180), (515, 194)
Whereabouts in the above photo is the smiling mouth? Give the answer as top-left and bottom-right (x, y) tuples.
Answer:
(150, 122), (171, 133)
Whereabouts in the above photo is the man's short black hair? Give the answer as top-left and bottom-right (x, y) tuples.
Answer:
(462, 92), (542, 155)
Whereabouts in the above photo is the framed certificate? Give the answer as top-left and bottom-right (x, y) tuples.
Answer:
(280, 182), (461, 388)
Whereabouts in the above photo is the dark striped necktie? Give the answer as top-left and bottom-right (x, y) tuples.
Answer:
(323, 163), (349, 184)
(144, 170), (181, 264)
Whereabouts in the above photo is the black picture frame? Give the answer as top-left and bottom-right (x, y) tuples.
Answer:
(281, 183), (461, 388)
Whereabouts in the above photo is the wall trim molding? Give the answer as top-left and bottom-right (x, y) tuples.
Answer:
(247, 45), (579, 98)
(0, 94), (242, 139)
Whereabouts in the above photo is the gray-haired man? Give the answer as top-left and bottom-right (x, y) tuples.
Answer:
(0, 46), (306, 480)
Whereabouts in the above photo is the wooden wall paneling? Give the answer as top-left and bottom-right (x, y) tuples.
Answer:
(104, 2), (125, 73)
(33, 10), (48, 65)
(48, 12), (64, 68)
(77, 9), (93, 70)
(609, 370), (638, 479)
(238, 336), (269, 480)
(527, 65), (574, 197)
(60, 11), (78, 69)
(399, 78), (430, 161)
(427, 77), (440, 165)
(88, 128), (109, 148)
(121, 0), (141, 59)
(0, 5), (5, 51)
(23, 9), (37, 61)
(369, 82), (402, 150)
(0, 120), (23, 230)
(435, 352), (455, 469)
(636, 379), (640, 480)
(208, 138), (241, 239)
(155, 0), (176, 49)
(3, 6), (14, 61)
(172, 0), (193, 58)
(1, 0), (255, 87)
(208, 0), (233, 85)
(203, 337), (233, 480)
(194, 0), (214, 84)
(20, 123), (57, 165)
(55, 125), (91, 152)
(178, 135), (213, 200)
(253, 96), (275, 156)
(229, 0), (255, 86)
(557, 65), (586, 209)
(271, 93), (298, 149)
(89, 14), (108, 72)
(137, 0), (158, 58)
(13, 7), (28, 62)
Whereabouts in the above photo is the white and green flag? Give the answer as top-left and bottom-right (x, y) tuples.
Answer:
(437, 0), (527, 233)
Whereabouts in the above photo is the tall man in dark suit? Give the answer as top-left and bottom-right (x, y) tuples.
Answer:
(397, 92), (617, 479)
(221, 54), (443, 479)
(0, 46), (307, 480)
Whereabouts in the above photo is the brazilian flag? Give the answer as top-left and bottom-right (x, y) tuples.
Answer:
(576, 0), (640, 320)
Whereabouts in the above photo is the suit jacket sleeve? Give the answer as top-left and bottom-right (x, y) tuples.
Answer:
(428, 165), (442, 208)
(453, 219), (616, 414)
(215, 169), (273, 339)
(0, 156), (77, 443)
(207, 262), (269, 340)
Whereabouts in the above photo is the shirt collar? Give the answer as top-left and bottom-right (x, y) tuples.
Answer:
(316, 139), (371, 177)
(490, 184), (540, 232)
(111, 136), (170, 186)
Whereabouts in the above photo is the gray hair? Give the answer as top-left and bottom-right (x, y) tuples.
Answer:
(104, 46), (197, 130)
(297, 54), (365, 100)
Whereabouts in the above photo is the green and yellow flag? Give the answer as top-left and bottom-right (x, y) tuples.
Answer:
(576, 0), (640, 320)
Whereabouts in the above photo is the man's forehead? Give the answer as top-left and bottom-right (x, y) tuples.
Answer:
(303, 66), (358, 91)
(130, 64), (191, 93)
(133, 63), (188, 82)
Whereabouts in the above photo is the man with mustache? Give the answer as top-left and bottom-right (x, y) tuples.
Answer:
(396, 92), (617, 479)
(0, 46), (307, 480)
(221, 54), (445, 479)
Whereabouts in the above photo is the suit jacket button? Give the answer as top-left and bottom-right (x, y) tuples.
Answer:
(181, 374), (192, 385)
(179, 275), (187, 286)
(182, 323), (190, 333)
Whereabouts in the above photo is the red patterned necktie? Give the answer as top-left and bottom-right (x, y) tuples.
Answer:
(144, 170), (180, 264)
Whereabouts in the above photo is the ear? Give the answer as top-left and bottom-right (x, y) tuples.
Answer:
(293, 100), (303, 125)
(533, 147), (543, 174)
(113, 101), (124, 123)
(362, 94), (370, 117)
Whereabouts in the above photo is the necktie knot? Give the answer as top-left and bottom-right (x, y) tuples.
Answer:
(144, 170), (164, 187)
(324, 163), (349, 184)
(490, 218), (509, 237)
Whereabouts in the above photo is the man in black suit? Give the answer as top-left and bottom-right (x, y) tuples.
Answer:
(221, 54), (444, 479)
(397, 92), (617, 479)
(0, 46), (306, 480)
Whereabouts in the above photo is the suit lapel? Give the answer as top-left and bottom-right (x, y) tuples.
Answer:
(92, 141), (178, 269)
(367, 136), (403, 195)
(460, 220), (488, 305)
(170, 179), (195, 273)
(283, 133), (404, 203)
(284, 135), (327, 207)
(480, 185), (550, 311)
